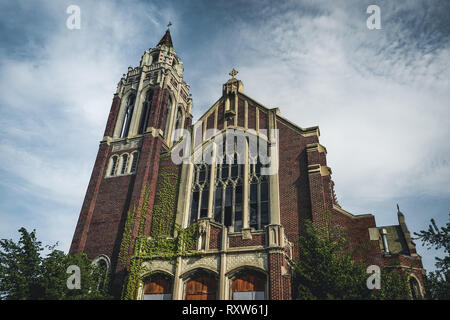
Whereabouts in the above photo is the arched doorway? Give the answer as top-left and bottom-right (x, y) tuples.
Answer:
(143, 273), (173, 300)
(231, 270), (266, 300)
(409, 276), (422, 300)
(184, 270), (218, 300)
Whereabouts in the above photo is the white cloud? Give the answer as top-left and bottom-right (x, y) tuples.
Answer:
(194, 1), (450, 209)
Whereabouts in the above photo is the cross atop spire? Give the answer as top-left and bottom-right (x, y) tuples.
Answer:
(167, 21), (172, 29)
(229, 68), (238, 79)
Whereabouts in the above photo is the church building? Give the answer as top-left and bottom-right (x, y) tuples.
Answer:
(70, 29), (425, 300)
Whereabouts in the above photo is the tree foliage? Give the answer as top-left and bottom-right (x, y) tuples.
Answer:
(0, 227), (112, 300)
(293, 219), (411, 300)
(414, 214), (450, 300)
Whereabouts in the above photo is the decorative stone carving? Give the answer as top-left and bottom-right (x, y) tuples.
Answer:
(241, 228), (253, 240)
(111, 139), (141, 152)
(226, 252), (268, 273)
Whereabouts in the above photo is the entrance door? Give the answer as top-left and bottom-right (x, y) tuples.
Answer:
(232, 272), (265, 300)
(143, 275), (173, 300)
(185, 275), (217, 300)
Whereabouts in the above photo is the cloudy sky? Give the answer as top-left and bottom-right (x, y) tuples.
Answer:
(0, 0), (448, 273)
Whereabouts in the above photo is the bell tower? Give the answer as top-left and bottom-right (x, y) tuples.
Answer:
(110, 27), (192, 146)
(69, 27), (192, 296)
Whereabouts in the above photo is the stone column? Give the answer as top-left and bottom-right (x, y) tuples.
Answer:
(268, 109), (281, 225)
(218, 227), (228, 300)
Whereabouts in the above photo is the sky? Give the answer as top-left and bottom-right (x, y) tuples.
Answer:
(0, 0), (448, 274)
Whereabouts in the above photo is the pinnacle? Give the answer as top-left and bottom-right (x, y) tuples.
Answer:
(157, 29), (173, 48)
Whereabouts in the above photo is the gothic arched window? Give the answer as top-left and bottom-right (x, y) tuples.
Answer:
(189, 134), (269, 232)
(190, 162), (210, 224)
(176, 108), (183, 128)
(120, 154), (128, 175)
(173, 107), (184, 141)
(249, 156), (269, 230)
(120, 94), (135, 138)
(163, 96), (173, 139)
(138, 89), (153, 134)
(409, 276), (421, 300)
(214, 148), (244, 232)
(109, 155), (118, 176)
(92, 255), (110, 292)
(130, 151), (139, 173)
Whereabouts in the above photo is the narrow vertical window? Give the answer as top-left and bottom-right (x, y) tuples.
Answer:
(250, 181), (258, 229)
(163, 96), (172, 139)
(173, 107), (183, 141)
(214, 185), (223, 223)
(190, 190), (199, 224)
(190, 162), (210, 225)
(200, 188), (209, 218)
(110, 156), (118, 176)
(260, 180), (269, 227)
(120, 154), (128, 174)
(234, 183), (243, 232)
(138, 89), (153, 134)
(121, 95), (135, 138)
(249, 156), (270, 230)
(130, 152), (139, 173)
(224, 184), (233, 227)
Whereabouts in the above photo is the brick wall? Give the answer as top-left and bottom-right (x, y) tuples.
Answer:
(229, 233), (265, 248)
(209, 225), (222, 250)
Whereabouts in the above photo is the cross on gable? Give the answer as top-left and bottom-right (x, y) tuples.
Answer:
(229, 68), (238, 79)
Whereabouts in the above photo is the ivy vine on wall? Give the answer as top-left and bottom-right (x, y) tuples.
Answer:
(120, 155), (201, 300)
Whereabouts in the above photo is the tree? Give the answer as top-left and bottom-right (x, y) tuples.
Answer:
(0, 227), (112, 300)
(414, 214), (450, 300)
(292, 219), (411, 300)
(0, 228), (43, 299)
(293, 219), (371, 299)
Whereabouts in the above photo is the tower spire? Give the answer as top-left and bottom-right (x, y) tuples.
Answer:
(157, 27), (173, 48)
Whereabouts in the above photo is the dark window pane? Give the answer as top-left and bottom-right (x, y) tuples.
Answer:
(231, 164), (238, 179)
(131, 153), (138, 172)
(121, 154), (128, 174)
(111, 157), (118, 176)
(234, 210), (242, 232)
(190, 191), (199, 224)
(198, 167), (206, 184)
(231, 154), (238, 178)
(214, 187), (222, 223)
(138, 91), (153, 134)
(260, 181), (269, 200)
(224, 185), (233, 227)
(222, 164), (229, 180)
(224, 207), (232, 227)
(250, 204), (258, 229)
(225, 185), (233, 207)
(200, 189), (209, 218)
(215, 187), (222, 206)
(216, 164), (221, 181)
(250, 183), (257, 203)
(235, 185), (242, 205)
(261, 202), (269, 227)
(255, 159), (261, 176)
